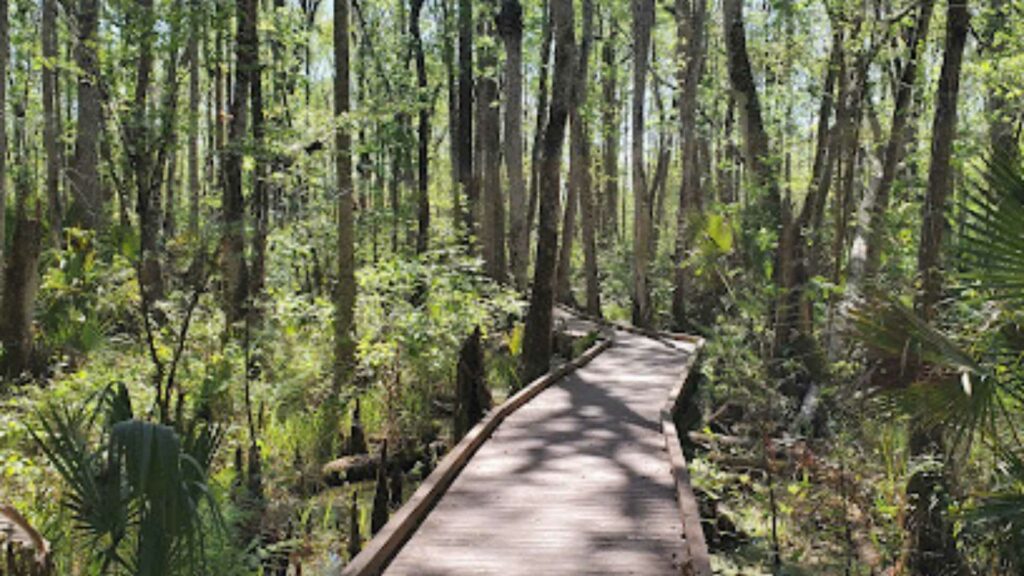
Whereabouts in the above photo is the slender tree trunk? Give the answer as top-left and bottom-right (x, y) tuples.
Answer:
(671, 0), (707, 330)
(442, 0), (460, 230)
(251, 9), (268, 303)
(526, 0), (552, 248)
(600, 17), (619, 241)
(412, 0), (430, 255)
(479, 9), (505, 282)
(221, 0), (255, 324)
(457, 0), (475, 240)
(42, 0), (61, 247)
(334, 0), (356, 398)
(0, 0), (7, 274)
(905, 4), (970, 573)
(163, 50), (180, 242)
(575, 0), (599, 316)
(131, 0), (165, 303)
(1, 91), (40, 380)
(522, 0), (575, 383)
(188, 0), (201, 237)
(631, 0), (653, 328)
(722, 0), (778, 245)
(500, 0), (527, 290)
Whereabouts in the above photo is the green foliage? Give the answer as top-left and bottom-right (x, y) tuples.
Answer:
(29, 384), (224, 576)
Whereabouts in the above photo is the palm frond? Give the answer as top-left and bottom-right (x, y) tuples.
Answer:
(960, 156), (1024, 301)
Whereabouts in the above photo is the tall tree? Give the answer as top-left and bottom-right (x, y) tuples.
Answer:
(187, 0), (201, 236)
(411, 0), (430, 255)
(128, 0), (165, 303)
(526, 0), (552, 245)
(42, 0), (61, 246)
(630, 0), (654, 328)
(456, 0), (475, 239)
(522, 0), (575, 383)
(221, 0), (255, 325)
(572, 0), (599, 314)
(0, 0), (6, 270)
(670, 0), (707, 329)
(479, 5), (505, 282)
(721, 0), (779, 240)
(499, 0), (527, 290)
(906, 3), (971, 573)
(334, 0), (356, 415)
(250, 0), (268, 302)
(599, 15), (619, 240)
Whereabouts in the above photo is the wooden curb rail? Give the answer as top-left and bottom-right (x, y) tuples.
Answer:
(338, 335), (614, 576)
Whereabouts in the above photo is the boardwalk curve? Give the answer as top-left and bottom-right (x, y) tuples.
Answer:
(343, 315), (705, 575)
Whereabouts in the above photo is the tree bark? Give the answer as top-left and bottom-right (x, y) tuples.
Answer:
(1, 98), (40, 380)
(251, 7), (268, 303)
(457, 0), (475, 241)
(0, 0), (6, 273)
(526, 0), (552, 250)
(722, 0), (779, 243)
(412, 0), (430, 255)
(479, 8), (505, 282)
(187, 0), (201, 237)
(522, 0), (575, 384)
(42, 0), (61, 247)
(631, 0), (654, 328)
(600, 16), (619, 241)
(130, 0), (165, 304)
(906, 3), (970, 574)
(334, 0), (356, 398)
(671, 0), (707, 330)
(574, 0), (599, 316)
(499, 0), (527, 290)
(221, 0), (255, 325)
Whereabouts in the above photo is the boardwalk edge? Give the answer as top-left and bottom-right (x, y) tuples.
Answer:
(662, 339), (714, 576)
(338, 332), (614, 576)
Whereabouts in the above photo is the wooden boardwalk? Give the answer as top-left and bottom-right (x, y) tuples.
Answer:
(380, 323), (700, 575)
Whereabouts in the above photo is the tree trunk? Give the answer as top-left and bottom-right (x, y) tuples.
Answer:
(906, 3), (970, 574)
(479, 9), (505, 282)
(722, 0), (779, 246)
(42, 0), (61, 247)
(574, 0), (599, 316)
(187, 0), (201, 237)
(631, 0), (653, 328)
(457, 0), (475, 240)
(131, 0), (165, 304)
(1, 101), (40, 380)
(412, 0), (430, 255)
(499, 0), (527, 290)
(250, 9), (268, 304)
(671, 0), (707, 330)
(600, 16), (619, 241)
(526, 0), (552, 250)
(334, 0), (356, 400)
(442, 0), (460, 231)
(0, 0), (6, 274)
(522, 0), (575, 384)
(222, 0), (255, 325)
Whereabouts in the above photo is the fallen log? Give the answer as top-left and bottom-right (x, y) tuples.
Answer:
(321, 442), (446, 486)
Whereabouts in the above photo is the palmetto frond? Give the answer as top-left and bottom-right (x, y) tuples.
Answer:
(960, 155), (1024, 301)
(30, 384), (221, 576)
